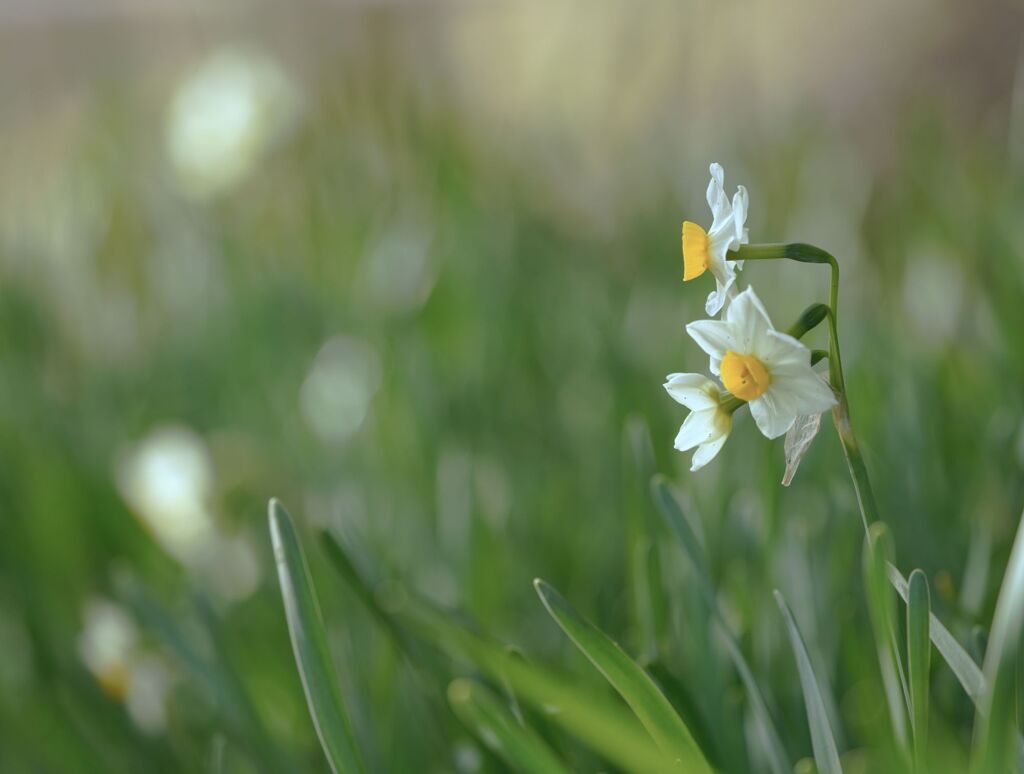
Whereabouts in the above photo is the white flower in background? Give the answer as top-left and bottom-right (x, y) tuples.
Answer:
(167, 48), (299, 199)
(686, 286), (836, 438)
(664, 373), (733, 471)
(116, 426), (215, 563)
(116, 426), (262, 602)
(77, 598), (173, 734)
(681, 163), (749, 315)
(77, 598), (138, 700)
(300, 336), (381, 444)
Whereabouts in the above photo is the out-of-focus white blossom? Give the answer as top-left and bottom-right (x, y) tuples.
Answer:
(167, 49), (299, 199)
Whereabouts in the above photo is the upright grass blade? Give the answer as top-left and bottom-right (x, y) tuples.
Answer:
(652, 476), (791, 774)
(906, 569), (931, 771)
(774, 591), (843, 774)
(888, 563), (1024, 770)
(533, 578), (712, 773)
(625, 418), (666, 660)
(887, 564), (985, 702)
(972, 510), (1024, 774)
(862, 523), (910, 753)
(447, 679), (570, 774)
(268, 499), (364, 774)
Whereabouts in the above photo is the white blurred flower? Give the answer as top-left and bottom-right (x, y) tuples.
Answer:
(663, 373), (733, 471)
(166, 48), (298, 199)
(76, 598), (138, 700)
(125, 654), (173, 735)
(681, 163), (749, 315)
(77, 598), (173, 734)
(686, 286), (836, 439)
(300, 336), (381, 444)
(116, 426), (215, 563)
(199, 533), (262, 604)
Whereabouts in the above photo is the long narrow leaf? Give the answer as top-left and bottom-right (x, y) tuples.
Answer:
(774, 591), (842, 774)
(972, 510), (1024, 773)
(863, 523), (910, 751)
(268, 499), (364, 774)
(907, 569), (930, 771)
(653, 476), (790, 774)
(534, 578), (712, 773)
(889, 562), (1024, 770)
(447, 679), (570, 774)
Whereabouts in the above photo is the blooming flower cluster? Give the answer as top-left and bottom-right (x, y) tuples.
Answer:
(666, 164), (836, 471)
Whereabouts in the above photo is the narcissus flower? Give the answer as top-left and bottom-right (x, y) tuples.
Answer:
(664, 373), (733, 471)
(686, 286), (836, 439)
(681, 163), (749, 315)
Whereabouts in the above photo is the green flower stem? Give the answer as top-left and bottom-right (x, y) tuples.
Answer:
(730, 243), (879, 534)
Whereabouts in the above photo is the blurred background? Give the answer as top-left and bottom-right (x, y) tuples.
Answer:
(2, 1), (1024, 771)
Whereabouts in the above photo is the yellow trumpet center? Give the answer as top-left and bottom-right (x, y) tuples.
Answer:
(681, 221), (710, 281)
(721, 350), (771, 401)
(96, 664), (131, 701)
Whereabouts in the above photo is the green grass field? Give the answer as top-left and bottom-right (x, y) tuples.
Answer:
(2, 7), (1024, 772)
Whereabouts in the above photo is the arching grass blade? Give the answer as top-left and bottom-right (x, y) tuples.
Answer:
(774, 591), (842, 774)
(534, 578), (713, 773)
(972, 510), (1024, 774)
(447, 679), (570, 774)
(268, 499), (364, 774)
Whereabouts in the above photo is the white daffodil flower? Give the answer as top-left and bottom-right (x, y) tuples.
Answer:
(681, 163), (749, 315)
(664, 373), (733, 471)
(685, 286), (836, 439)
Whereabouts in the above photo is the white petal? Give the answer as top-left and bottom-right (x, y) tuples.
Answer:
(748, 391), (797, 439)
(664, 373), (719, 410)
(770, 365), (837, 415)
(704, 272), (738, 316)
(691, 432), (729, 471)
(686, 319), (738, 373)
(731, 186), (749, 244)
(674, 409), (723, 452)
(706, 163), (728, 220)
(756, 329), (810, 369)
(723, 286), (774, 352)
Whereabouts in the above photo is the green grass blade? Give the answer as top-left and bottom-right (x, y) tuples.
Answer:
(907, 569), (930, 771)
(268, 499), (364, 774)
(651, 476), (711, 590)
(534, 578), (712, 773)
(412, 602), (672, 773)
(774, 591), (843, 774)
(887, 564), (985, 702)
(317, 532), (670, 772)
(653, 475), (790, 774)
(863, 523), (910, 752)
(447, 679), (570, 774)
(889, 562), (1024, 771)
(972, 510), (1024, 774)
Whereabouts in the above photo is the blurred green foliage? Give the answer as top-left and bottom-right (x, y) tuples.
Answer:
(1, 11), (1023, 772)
